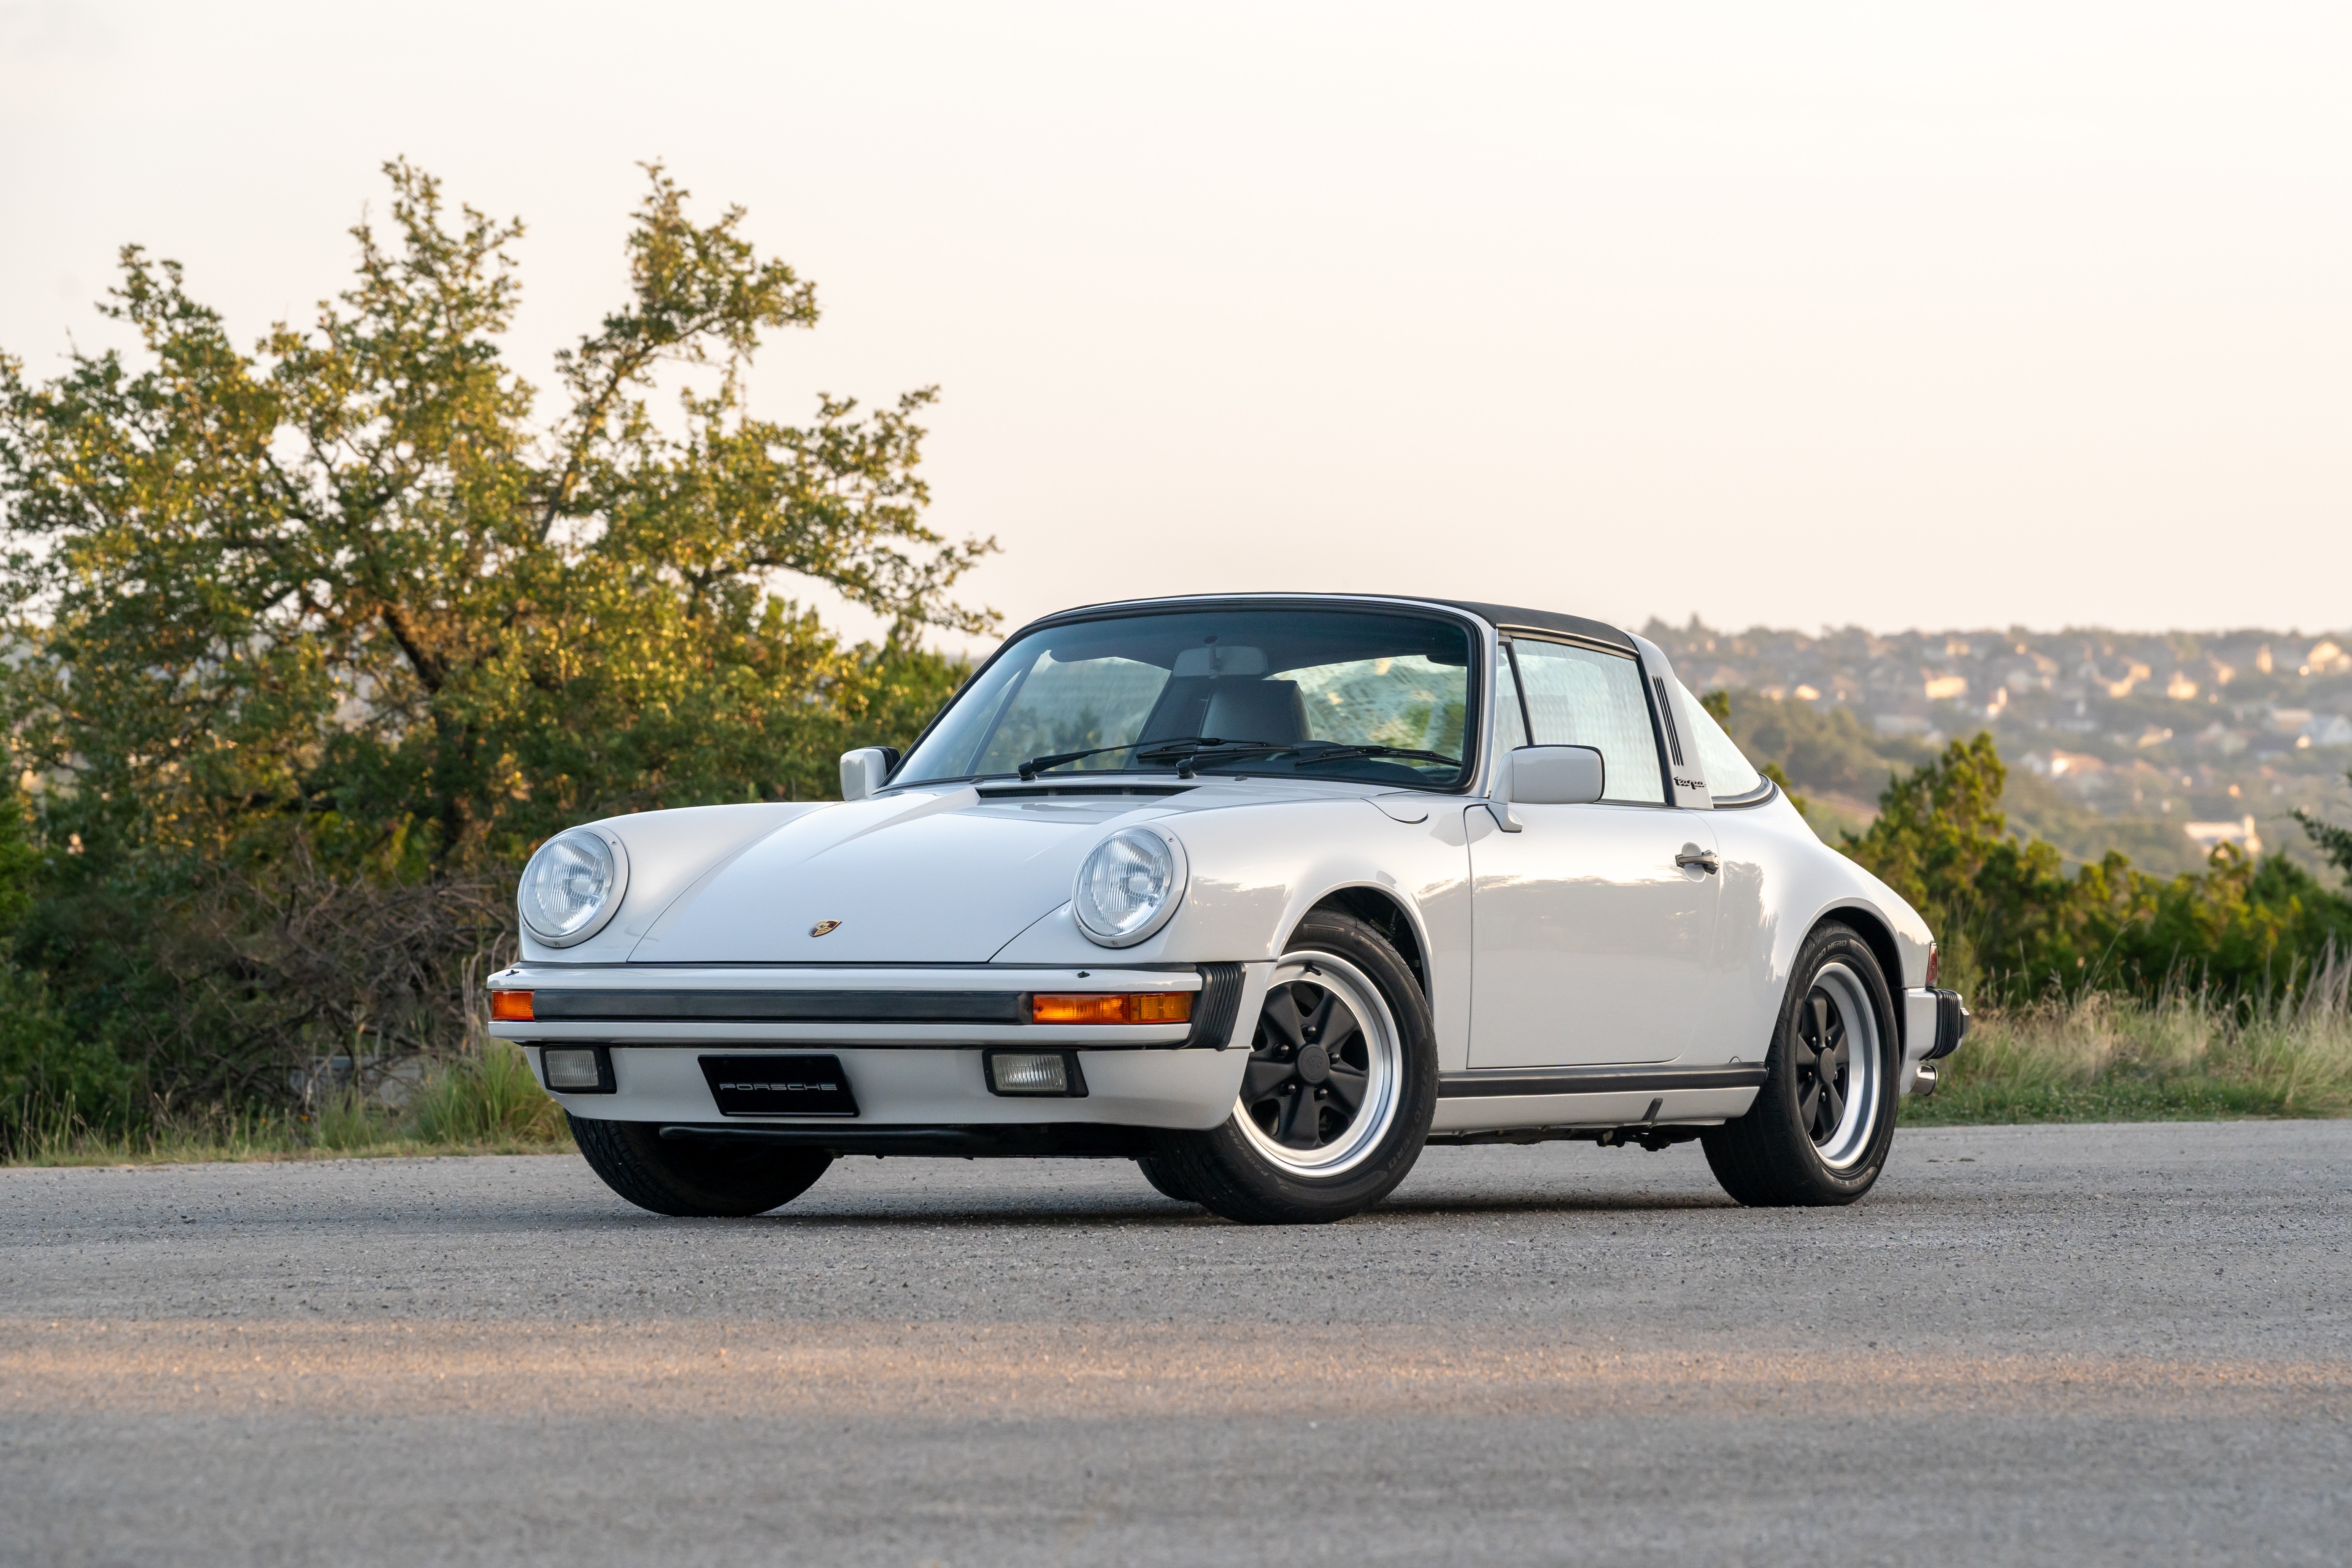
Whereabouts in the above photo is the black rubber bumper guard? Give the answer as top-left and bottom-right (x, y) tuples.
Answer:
(1926, 988), (1970, 1060)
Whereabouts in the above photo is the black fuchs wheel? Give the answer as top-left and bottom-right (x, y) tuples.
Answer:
(1134, 1152), (1202, 1206)
(1149, 910), (1437, 1225)
(569, 1115), (833, 1217)
(1702, 921), (1900, 1207)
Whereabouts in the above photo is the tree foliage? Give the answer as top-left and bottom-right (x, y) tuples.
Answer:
(1, 162), (988, 872)
(1843, 735), (2352, 1003)
(0, 162), (986, 1125)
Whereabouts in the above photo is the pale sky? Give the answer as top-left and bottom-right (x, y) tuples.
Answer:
(3, 1), (2347, 654)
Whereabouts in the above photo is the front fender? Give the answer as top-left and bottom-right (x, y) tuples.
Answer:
(990, 796), (1480, 1066)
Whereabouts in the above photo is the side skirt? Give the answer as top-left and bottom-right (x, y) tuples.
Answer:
(1429, 1065), (1764, 1136)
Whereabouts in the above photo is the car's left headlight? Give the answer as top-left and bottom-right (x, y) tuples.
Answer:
(518, 827), (631, 947)
(1072, 826), (1188, 948)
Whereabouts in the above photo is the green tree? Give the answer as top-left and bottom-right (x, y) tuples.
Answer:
(0, 162), (986, 1119)
(1, 161), (988, 874)
(1842, 734), (2352, 1001)
(0, 790), (122, 1149)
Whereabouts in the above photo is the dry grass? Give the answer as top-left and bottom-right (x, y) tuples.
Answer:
(1906, 948), (2352, 1123)
(4, 1038), (571, 1166)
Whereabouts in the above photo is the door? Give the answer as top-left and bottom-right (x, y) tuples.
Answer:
(1468, 637), (1723, 1068)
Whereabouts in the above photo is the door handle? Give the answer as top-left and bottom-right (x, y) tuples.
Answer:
(1675, 845), (1720, 875)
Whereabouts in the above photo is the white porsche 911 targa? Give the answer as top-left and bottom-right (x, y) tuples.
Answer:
(487, 594), (1967, 1224)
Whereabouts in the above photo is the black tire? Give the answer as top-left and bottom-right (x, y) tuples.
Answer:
(569, 1115), (833, 1217)
(1702, 922), (1899, 1206)
(1149, 910), (1437, 1225)
(1135, 1152), (1202, 1206)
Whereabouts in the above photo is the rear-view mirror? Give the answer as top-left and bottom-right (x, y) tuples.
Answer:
(840, 747), (892, 801)
(1171, 645), (1268, 679)
(1507, 744), (1605, 806)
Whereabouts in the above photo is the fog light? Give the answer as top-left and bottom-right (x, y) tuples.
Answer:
(542, 1046), (612, 1092)
(984, 1050), (1087, 1097)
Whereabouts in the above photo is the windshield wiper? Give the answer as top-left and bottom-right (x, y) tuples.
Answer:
(1144, 739), (1465, 779)
(1017, 736), (1219, 781)
(1289, 742), (1463, 768)
(1018, 737), (1463, 783)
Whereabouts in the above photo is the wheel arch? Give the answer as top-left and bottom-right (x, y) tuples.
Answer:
(1294, 884), (1430, 1001)
(1812, 902), (1906, 1055)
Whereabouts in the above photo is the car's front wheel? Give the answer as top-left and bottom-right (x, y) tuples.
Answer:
(1149, 910), (1437, 1225)
(1134, 1151), (1203, 1206)
(570, 1116), (833, 1217)
(1701, 922), (1898, 1206)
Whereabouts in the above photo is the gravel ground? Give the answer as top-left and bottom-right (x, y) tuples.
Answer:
(3, 1121), (2347, 1566)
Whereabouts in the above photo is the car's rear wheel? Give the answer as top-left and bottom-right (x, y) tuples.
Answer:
(569, 1115), (833, 1217)
(1149, 910), (1436, 1225)
(1702, 922), (1898, 1206)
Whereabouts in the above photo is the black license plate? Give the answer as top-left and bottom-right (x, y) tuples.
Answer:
(699, 1055), (860, 1118)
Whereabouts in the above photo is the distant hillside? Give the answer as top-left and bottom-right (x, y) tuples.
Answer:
(1650, 620), (2352, 881)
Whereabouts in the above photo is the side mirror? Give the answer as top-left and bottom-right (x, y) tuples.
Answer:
(839, 747), (893, 801)
(1507, 744), (1605, 806)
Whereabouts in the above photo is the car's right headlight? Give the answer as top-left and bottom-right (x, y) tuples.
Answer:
(519, 827), (630, 947)
(1072, 826), (1188, 948)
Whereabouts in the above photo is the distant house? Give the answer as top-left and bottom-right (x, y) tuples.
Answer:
(2306, 641), (2351, 676)
(2183, 815), (2263, 858)
(1923, 674), (1969, 701)
(2191, 722), (2247, 756)
(2023, 750), (2106, 779)
(2302, 714), (2352, 748)
(2165, 671), (2199, 700)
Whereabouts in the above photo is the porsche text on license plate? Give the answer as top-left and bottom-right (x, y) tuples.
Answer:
(699, 1055), (860, 1117)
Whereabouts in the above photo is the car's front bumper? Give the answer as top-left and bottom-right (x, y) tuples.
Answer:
(489, 962), (1270, 1134)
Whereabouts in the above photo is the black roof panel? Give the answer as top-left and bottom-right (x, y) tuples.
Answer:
(1420, 600), (1635, 650)
(1019, 593), (1633, 650)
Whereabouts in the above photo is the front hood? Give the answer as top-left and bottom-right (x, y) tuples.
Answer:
(624, 786), (1181, 963)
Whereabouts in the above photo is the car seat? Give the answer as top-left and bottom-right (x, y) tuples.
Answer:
(1202, 679), (1312, 745)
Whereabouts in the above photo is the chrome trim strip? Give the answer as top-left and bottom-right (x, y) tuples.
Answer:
(1437, 1063), (1768, 1098)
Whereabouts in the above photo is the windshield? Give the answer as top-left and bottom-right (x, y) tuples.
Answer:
(898, 607), (1477, 790)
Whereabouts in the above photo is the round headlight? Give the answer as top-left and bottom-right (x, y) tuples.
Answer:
(519, 828), (629, 947)
(1073, 826), (1188, 948)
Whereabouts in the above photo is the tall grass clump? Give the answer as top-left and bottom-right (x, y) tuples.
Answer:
(1906, 946), (2352, 1123)
(408, 1038), (570, 1146)
(3, 1037), (570, 1166)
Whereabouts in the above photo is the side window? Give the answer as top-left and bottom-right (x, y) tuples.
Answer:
(1676, 678), (1764, 799)
(1509, 640), (1666, 804)
(1493, 645), (1529, 751)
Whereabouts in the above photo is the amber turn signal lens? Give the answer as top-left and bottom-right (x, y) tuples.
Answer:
(489, 990), (535, 1022)
(1030, 991), (1194, 1025)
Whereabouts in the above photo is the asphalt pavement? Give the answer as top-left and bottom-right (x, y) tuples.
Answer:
(4, 1120), (2347, 1566)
